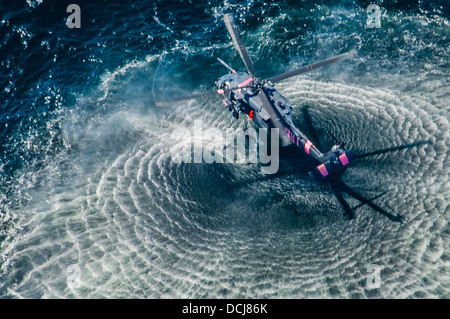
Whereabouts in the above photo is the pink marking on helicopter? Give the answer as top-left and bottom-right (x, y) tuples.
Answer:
(238, 77), (253, 88)
(339, 153), (349, 166)
(285, 128), (290, 138)
(222, 99), (228, 106)
(284, 128), (301, 148)
(317, 164), (328, 177)
(217, 89), (225, 95)
(304, 140), (313, 155)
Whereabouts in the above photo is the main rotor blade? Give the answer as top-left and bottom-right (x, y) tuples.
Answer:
(155, 90), (217, 107)
(267, 50), (356, 83)
(155, 82), (255, 107)
(223, 14), (255, 76)
(258, 89), (292, 146)
(356, 140), (432, 159)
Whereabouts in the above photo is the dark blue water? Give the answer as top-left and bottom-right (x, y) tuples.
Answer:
(0, 0), (449, 298)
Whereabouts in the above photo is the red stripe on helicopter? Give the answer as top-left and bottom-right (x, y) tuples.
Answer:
(238, 77), (253, 88)
(339, 153), (349, 166)
(222, 99), (228, 106)
(317, 164), (328, 177)
(304, 140), (312, 155)
(285, 128), (290, 138)
(249, 110), (254, 119)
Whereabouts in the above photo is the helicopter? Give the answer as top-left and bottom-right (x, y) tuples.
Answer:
(156, 14), (431, 222)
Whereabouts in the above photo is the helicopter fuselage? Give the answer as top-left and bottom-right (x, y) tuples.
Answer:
(215, 71), (355, 180)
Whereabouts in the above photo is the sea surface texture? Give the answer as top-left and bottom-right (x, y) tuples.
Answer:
(0, 0), (449, 298)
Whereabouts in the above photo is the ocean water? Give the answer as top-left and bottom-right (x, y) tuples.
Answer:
(0, 0), (449, 298)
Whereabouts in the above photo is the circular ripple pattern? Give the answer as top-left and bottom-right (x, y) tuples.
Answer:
(1, 0), (449, 299)
(2, 73), (448, 298)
